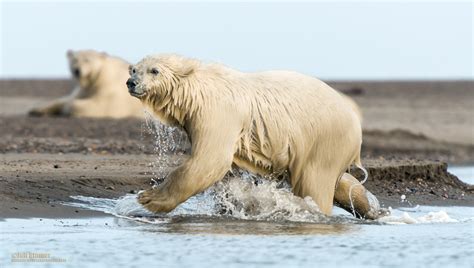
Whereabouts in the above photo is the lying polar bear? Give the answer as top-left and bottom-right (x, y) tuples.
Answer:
(127, 54), (387, 219)
(29, 50), (144, 118)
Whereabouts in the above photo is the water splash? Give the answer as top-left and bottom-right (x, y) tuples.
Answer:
(142, 110), (188, 183)
(68, 172), (336, 224)
(212, 169), (328, 222)
(67, 189), (467, 225)
(378, 206), (461, 224)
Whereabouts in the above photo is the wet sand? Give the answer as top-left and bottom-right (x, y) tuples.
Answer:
(0, 79), (473, 218)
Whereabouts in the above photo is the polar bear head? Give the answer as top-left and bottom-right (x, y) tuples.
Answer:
(67, 50), (107, 86)
(126, 54), (200, 125)
(126, 54), (199, 98)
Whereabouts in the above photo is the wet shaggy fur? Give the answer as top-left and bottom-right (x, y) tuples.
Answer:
(28, 50), (144, 118)
(129, 54), (368, 216)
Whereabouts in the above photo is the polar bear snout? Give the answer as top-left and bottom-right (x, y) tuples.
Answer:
(72, 68), (81, 78)
(126, 78), (145, 98)
(126, 78), (136, 89)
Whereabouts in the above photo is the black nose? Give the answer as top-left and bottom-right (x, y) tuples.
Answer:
(126, 78), (136, 89)
(73, 68), (80, 77)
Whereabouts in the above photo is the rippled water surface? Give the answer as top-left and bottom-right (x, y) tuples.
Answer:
(1, 207), (473, 268)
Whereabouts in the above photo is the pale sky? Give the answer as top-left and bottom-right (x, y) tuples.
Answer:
(1, 1), (472, 79)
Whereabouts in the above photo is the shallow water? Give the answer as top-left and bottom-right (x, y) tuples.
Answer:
(1, 207), (473, 267)
(1, 169), (473, 267)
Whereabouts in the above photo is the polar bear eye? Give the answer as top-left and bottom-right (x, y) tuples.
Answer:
(129, 65), (136, 75)
(150, 68), (160, 75)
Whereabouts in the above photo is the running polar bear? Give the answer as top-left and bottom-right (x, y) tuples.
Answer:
(29, 50), (144, 118)
(127, 54), (387, 219)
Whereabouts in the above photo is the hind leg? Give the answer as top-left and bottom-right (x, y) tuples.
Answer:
(334, 173), (389, 219)
(291, 164), (341, 216)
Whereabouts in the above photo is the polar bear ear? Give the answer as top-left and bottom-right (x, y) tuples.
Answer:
(66, 50), (74, 59)
(177, 61), (197, 77)
(164, 55), (199, 77)
(177, 58), (200, 77)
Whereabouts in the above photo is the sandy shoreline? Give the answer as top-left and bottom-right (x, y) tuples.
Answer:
(0, 79), (473, 219)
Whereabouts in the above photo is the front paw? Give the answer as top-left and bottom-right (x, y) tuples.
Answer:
(138, 189), (177, 213)
(28, 108), (47, 117)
